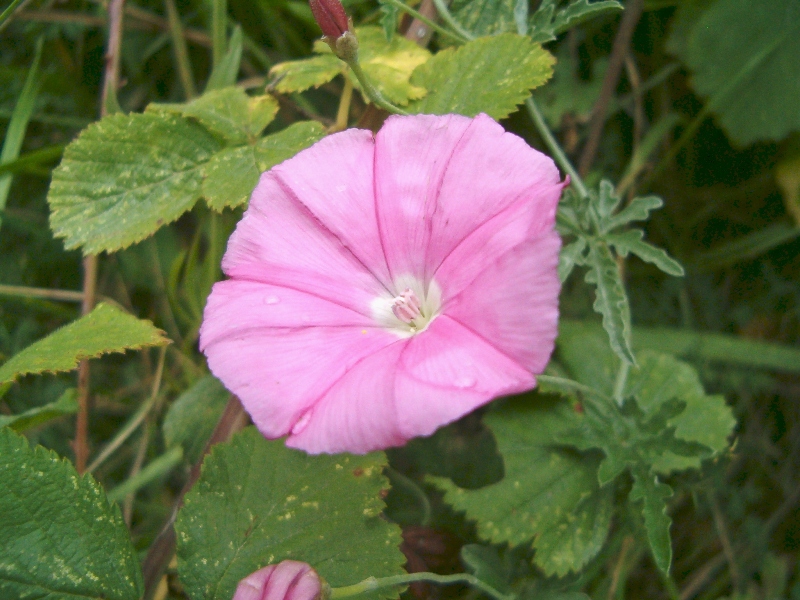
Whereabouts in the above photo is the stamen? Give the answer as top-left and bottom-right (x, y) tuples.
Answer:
(391, 288), (422, 324)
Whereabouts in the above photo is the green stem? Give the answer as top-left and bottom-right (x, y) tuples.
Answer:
(164, 0), (197, 98)
(386, 468), (432, 527)
(330, 573), (514, 600)
(211, 0), (226, 69)
(381, 0), (469, 43)
(0, 0), (26, 29)
(347, 61), (408, 115)
(525, 97), (589, 199)
(537, 374), (612, 402)
(430, 0), (474, 41)
(612, 361), (630, 406)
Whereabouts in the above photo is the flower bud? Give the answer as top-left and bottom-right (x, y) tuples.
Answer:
(233, 561), (329, 600)
(309, 0), (350, 39)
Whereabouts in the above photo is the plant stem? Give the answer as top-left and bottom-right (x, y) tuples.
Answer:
(347, 60), (408, 115)
(381, 0), (468, 43)
(429, 0), (473, 41)
(612, 361), (629, 405)
(164, 0), (197, 99)
(525, 97), (588, 198)
(107, 446), (183, 503)
(211, 0), (226, 69)
(537, 374), (612, 402)
(332, 76), (353, 132)
(330, 573), (514, 600)
(386, 467), (432, 527)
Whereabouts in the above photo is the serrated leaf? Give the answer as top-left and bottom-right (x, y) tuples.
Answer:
(48, 112), (220, 254)
(0, 427), (143, 600)
(585, 241), (635, 365)
(206, 26), (243, 91)
(152, 87), (279, 145)
(558, 238), (587, 282)
(408, 34), (554, 119)
(269, 54), (342, 94)
(0, 303), (169, 384)
(429, 398), (611, 577)
(176, 428), (405, 600)
(606, 230), (684, 277)
(672, 0), (800, 145)
(0, 388), (78, 431)
(203, 121), (326, 211)
(349, 27), (431, 106)
(529, 0), (622, 44)
(163, 375), (229, 463)
(630, 471), (673, 574)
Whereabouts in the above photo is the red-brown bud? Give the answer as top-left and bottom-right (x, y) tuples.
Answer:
(309, 0), (350, 39)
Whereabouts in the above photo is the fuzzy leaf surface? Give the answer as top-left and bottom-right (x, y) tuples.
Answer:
(0, 303), (169, 384)
(408, 34), (554, 119)
(0, 428), (143, 600)
(48, 112), (220, 253)
(176, 428), (405, 600)
(672, 0), (800, 145)
(606, 230), (685, 277)
(430, 398), (612, 576)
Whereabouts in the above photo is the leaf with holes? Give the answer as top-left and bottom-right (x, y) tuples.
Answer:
(0, 427), (143, 600)
(0, 303), (169, 385)
(176, 428), (405, 600)
(408, 34), (554, 119)
(48, 112), (220, 254)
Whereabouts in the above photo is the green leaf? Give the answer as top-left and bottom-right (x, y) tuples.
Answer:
(176, 428), (405, 600)
(0, 427), (143, 600)
(152, 87), (279, 145)
(378, 0), (399, 41)
(448, 0), (520, 37)
(672, 0), (800, 145)
(460, 545), (512, 593)
(206, 25), (243, 91)
(269, 54), (343, 95)
(601, 194), (663, 232)
(606, 230), (684, 277)
(48, 112), (220, 254)
(584, 241), (635, 365)
(348, 27), (431, 106)
(529, 0), (622, 44)
(408, 34), (554, 119)
(630, 471), (673, 575)
(0, 303), (169, 385)
(163, 375), (229, 464)
(558, 238), (587, 282)
(430, 398), (612, 577)
(0, 388), (78, 431)
(202, 121), (326, 211)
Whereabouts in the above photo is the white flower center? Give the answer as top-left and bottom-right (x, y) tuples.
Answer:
(371, 276), (441, 337)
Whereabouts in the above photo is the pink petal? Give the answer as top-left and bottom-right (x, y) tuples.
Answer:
(222, 171), (387, 316)
(201, 284), (397, 437)
(445, 232), (561, 374)
(433, 181), (562, 301)
(287, 342), (408, 454)
(395, 315), (535, 438)
(373, 113), (560, 282)
(373, 114), (474, 281)
(234, 565), (277, 600)
(263, 562), (320, 600)
(272, 130), (392, 288)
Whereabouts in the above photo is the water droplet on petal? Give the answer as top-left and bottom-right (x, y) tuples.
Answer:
(454, 376), (476, 389)
(264, 295), (280, 305)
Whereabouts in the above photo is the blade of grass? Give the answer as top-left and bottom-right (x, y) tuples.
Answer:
(0, 36), (43, 230)
(164, 0), (197, 99)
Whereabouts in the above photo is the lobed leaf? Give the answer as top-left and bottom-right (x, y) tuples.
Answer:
(448, 0), (521, 37)
(176, 428), (405, 600)
(0, 303), (169, 385)
(529, 0), (622, 44)
(630, 471), (673, 575)
(0, 427), (143, 600)
(601, 194), (663, 233)
(558, 238), (587, 282)
(584, 241), (635, 365)
(48, 112), (220, 254)
(606, 229), (684, 277)
(408, 34), (554, 119)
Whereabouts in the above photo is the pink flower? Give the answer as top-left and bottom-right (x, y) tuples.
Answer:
(232, 561), (324, 600)
(200, 113), (564, 454)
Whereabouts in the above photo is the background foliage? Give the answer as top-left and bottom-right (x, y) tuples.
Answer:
(1, 0), (800, 599)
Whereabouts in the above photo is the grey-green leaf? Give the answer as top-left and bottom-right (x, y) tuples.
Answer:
(529, 0), (622, 44)
(606, 230), (684, 277)
(0, 427), (143, 600)
(584, 241), (635, 365)
(408, 34), (554, 119)
(630, 471), (673, 574)
(559, 238), (587, 282)
(448, 0), (520, 37)
(602, 194), (663, 232)
(176, 428), (405, 600)
(48, 112), (220, 254)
